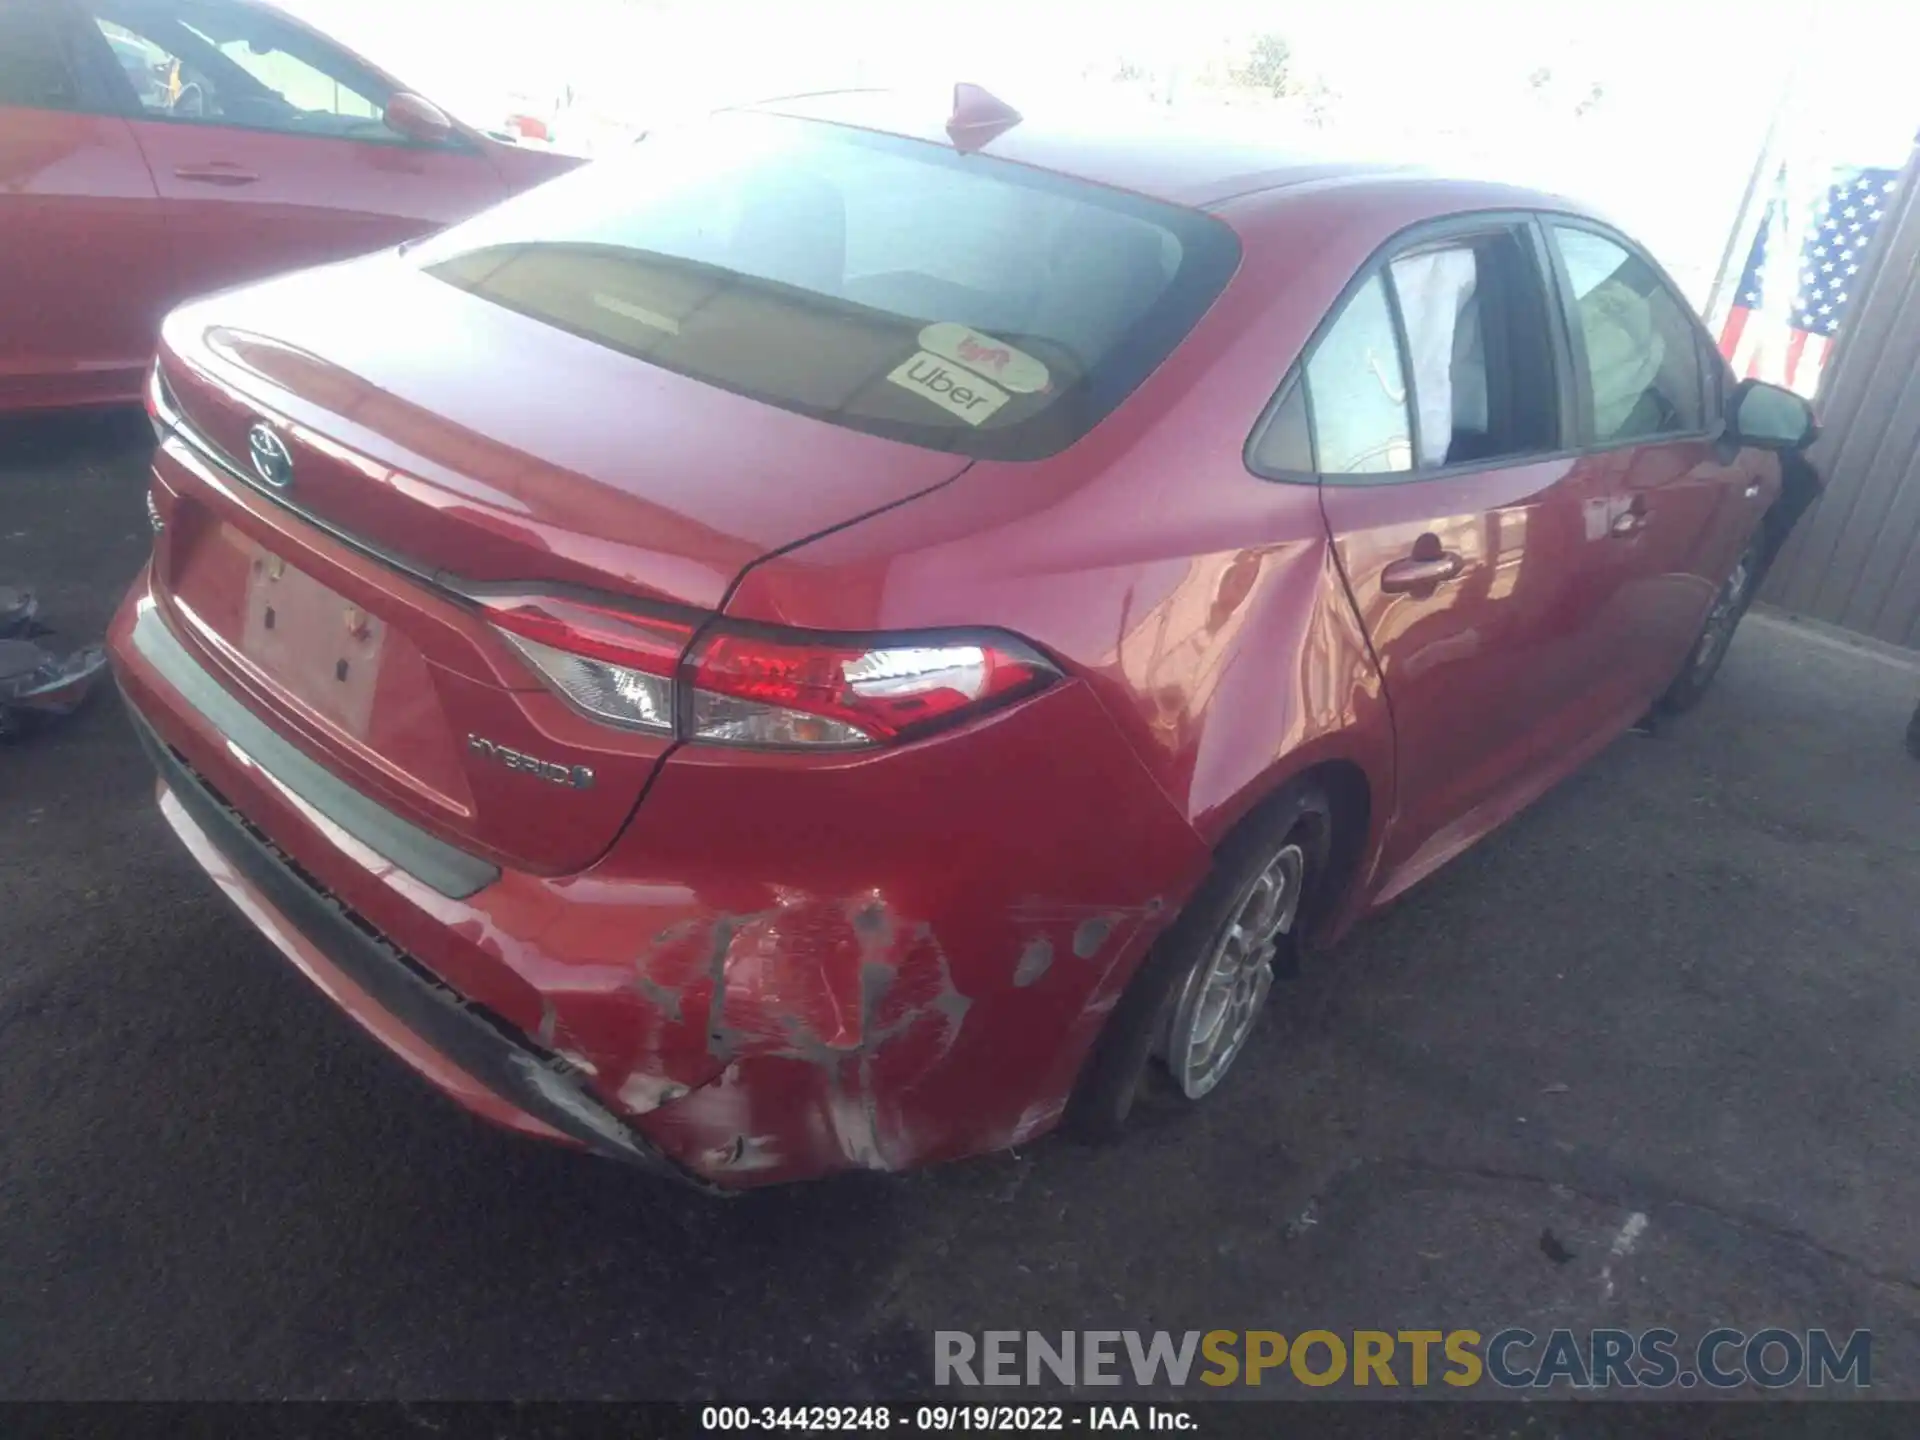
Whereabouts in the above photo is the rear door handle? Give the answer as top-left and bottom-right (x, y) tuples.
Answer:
(1380, 548), (1464, 594)
(1610, 495), (1649, 538)
(173, 163), (260, 186)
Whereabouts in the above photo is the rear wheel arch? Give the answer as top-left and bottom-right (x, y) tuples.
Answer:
(1657, 532), (1763, 715)
(1292, 757), (1371, 938)
(1200, 755), (1375, 940)
(1065, 759), (1371, 1139)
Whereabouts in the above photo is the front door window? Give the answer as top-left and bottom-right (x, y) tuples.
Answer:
(83, 0), (403, 142)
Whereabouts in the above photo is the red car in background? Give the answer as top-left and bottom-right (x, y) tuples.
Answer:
(0, 0), (580, 411)
(111, 88), (1818, 1188)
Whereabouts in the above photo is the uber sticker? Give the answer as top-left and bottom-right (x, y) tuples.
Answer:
(886, 351), (1010, 425)
(918, 321), (1050, 394)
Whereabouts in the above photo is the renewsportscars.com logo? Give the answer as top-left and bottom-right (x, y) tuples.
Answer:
(934, 1328), (1872, 1391)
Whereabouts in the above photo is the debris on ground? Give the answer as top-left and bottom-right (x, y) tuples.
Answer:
(0, 587), (107, 741)
(0, 585), (36, 639)
(1538, 1228), (1575, 1265)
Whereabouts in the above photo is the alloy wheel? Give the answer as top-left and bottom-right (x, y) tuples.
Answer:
(1161, 841), (1306, 1099)
(1693, 551), (1753, 681)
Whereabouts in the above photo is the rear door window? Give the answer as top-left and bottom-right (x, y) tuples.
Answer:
(1296, 274), (1415, 476)
(82, 0), (399, 141)
(410, 111), (1241, 460)
(1386, 231), (1560, 467)
(1251, 221), (1562, 479)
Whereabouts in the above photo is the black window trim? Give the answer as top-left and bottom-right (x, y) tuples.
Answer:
(1246, 205), (1740, 490)
(1245, 208), (1573, 488)
(1698, 324), (1729, 421)
(1260, 374), (1313, 474)
(1378, 262), (1424, 477)
(57, 0), (479, 154)
(1535, 211), (1726, 450)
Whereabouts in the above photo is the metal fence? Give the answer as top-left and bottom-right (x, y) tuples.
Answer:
(1761, 143), (1920, 650)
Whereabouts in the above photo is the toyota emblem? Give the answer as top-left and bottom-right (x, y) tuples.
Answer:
(247, 422), (293, 490)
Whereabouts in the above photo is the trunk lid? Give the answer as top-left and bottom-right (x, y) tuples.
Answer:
(152, 255), (970, 875)
(160, 254), (972, 610)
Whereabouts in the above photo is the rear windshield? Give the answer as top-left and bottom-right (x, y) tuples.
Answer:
(410, 111), (1240, 460)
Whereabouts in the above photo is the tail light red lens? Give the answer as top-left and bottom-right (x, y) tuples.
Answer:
(480, 594), (1058, 749)
(688, 632), (1057, 748)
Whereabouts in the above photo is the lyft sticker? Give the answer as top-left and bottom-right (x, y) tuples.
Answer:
(918, 322), (1050, 394)
(886, 351), (1011, 425)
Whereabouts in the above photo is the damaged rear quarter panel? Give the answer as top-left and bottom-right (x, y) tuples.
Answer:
(597, 681), (1211, 1184)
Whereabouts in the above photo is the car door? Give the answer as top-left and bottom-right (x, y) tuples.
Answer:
(1542, 221), (1772, 702)
(68, 0), (509, 304)
(1252, 216), (1625, 900)
(0, 0), (171, 409)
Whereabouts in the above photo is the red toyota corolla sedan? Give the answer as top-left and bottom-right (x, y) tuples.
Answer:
(0, 0), (579, 411)
(111, 88), (1818, 1188)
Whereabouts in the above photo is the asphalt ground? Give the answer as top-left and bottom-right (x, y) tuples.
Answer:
(3, 409), (1919, 1402)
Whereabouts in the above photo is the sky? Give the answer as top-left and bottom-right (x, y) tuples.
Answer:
(283, 0), (1920, 308)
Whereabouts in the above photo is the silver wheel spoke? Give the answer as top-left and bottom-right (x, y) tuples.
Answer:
(1243, 875), (1283, 937)
(1163, 840), (1308, 1099)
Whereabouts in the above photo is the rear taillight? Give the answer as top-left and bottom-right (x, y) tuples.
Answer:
(688, 632), (1055, 748)
(479, 595), (1058, 749)
(483, 594), (691, 735)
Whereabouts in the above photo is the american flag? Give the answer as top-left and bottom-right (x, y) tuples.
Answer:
(1718, 165), (1900, 396)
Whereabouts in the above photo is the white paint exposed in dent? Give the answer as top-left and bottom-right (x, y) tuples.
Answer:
(824, 1089), (887, 1170)
(1009, 1097), (1066, 1147)
(617, 1071), (690, 1114)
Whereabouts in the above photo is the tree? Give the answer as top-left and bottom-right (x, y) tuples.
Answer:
(1230, 32), (1293, 97)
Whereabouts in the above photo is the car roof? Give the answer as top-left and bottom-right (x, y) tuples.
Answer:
(742, 86), (1504, 210)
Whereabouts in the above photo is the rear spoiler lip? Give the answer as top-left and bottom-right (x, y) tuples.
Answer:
(152, 364), (462, 604)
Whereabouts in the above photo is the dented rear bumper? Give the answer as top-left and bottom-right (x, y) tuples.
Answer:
(110, 569), (1212, 1187)
(130, 706), (704, 1183)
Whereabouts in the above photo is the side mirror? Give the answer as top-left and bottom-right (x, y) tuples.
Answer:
(1729, 378), (1818, 451)
(383, 91), (455, 146)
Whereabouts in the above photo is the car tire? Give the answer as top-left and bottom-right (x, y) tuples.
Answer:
(1067, 780), (1333, 1141)
(1658, 536), (1763, 715)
